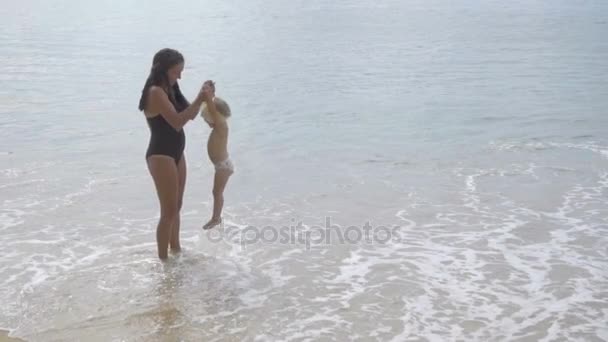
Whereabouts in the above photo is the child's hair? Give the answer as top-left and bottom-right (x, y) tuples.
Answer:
(202, 96), (231, 118)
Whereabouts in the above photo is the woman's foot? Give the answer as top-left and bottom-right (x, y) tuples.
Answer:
(203, 217), (222, 230)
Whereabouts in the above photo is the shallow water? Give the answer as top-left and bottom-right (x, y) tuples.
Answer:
(1, 0), (608, 341)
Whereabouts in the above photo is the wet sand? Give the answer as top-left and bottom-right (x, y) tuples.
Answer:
(0, 330), (25, 342)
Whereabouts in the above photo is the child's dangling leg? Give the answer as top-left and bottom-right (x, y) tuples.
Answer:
(203, 161), (233, 230)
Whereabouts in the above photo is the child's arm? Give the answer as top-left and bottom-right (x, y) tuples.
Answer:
(205, 98), (227, 129)
(202, 82), (227, 130)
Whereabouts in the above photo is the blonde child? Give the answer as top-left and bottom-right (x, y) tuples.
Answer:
(200, 82), (234, 230)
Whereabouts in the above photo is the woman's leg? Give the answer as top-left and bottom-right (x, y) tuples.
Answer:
(147, 156), (179, 260)
(170, 156), (187, 252)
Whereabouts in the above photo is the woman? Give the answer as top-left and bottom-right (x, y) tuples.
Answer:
(138, 48), (211, 260)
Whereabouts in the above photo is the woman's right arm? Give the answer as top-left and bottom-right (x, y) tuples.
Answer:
(148, 86), (204, 131)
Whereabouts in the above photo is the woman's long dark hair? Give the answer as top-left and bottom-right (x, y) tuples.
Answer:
(138, 48), (189, 112)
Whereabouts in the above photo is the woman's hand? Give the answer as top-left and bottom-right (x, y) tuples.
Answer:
(202, 80), (215, 101)
(195, 83), (208, 103)
(204, 80), (215, 93)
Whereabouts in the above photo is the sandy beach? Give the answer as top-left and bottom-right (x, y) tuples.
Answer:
(1, 0), (607, 340)
(0, 330), (24, 342)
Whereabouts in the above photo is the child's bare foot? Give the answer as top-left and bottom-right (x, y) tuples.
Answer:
(203, 217), (222, 230)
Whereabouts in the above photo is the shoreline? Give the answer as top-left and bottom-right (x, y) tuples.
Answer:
(0, 330), (25, 342)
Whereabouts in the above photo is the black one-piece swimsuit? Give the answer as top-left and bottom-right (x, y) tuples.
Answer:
(145, 114), (185, 164)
